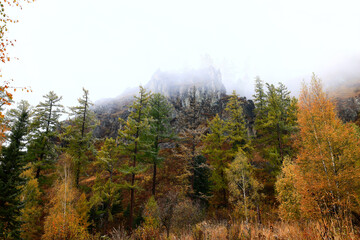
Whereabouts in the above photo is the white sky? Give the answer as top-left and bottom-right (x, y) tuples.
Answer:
(2, 0), (360, 108)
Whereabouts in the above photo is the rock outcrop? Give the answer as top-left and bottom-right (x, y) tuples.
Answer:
(93, 66), (254, 138)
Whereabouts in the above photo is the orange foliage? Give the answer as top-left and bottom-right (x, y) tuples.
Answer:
(0, 0), (34, 141)
(42, 155), (90, 240)
(295, 75), (360, 220)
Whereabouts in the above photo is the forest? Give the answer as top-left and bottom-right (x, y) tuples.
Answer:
(1, 75), (360, 239)
(2, 1), (360, 239)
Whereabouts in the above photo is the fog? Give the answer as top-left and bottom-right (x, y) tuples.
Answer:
(2, 0), (360, 107)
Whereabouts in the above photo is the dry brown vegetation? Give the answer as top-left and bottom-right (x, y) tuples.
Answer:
(108, 220), (360, 240)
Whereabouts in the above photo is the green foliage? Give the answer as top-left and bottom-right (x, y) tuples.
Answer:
(64, 88), (97, 187)
(0, 101), (30, 239)
(89, 177), (122, 230)
(226, 152), (262, 222)
(224, 91), (249, 155)
(192, 155), (211, 204)
(117, 86), (152, 229)
(148, 93), (174, 196)
(253, 81), (298, 174)
(203, 114), (229, 206)
(96, 138), (119, 180)
(27, 91), (64, 179)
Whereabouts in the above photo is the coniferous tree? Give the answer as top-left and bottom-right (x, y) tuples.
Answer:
(203, 114), (230, 207)
(28, 91), (64, 179)
(118, 86), (152, 231)
(64, 88), (97, 187)
(223, 90), (248, 156)
(148, 93), (174, 197)
(0, 101), (31, 239)
(253, 82), (297, 173)
(177, 86), (207, 195)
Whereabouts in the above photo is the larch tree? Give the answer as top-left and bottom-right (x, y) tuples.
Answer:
(296, 75), (360, 222)
(64, 88), (97, 187)
(118, 86), (152, 231)
(275, 157), (300, 221)
(223, 91), (248, 156)
(203, 114), (230, 207)
(19, 164), (42, 240)
(148, 93), (174, 197)
(0, 100), (31, 239)
(253, 81), (297, 173)
(253, 77), (267, 138)
(89, 137), (122, 231)
(27, 91), (64, 179)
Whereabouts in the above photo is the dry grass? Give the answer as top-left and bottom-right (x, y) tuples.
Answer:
(108, 220), (360, 240)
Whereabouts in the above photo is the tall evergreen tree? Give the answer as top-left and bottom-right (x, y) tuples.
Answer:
(118, 86), (152, 231)
(0, 101), (31, 239)
(28, 91), (64, 179)
(64, 88), (97, 187)
(148, 93), (174, 197)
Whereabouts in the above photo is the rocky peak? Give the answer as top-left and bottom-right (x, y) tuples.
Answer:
(145, 66), (226, 107)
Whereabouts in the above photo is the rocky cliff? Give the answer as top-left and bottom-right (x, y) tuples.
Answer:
(93, 67), (254, 138)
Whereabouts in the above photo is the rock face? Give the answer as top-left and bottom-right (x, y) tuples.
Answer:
(146, 66), (226, 107)
(93, 66), (255, 138)
(336, 95), (360, 122)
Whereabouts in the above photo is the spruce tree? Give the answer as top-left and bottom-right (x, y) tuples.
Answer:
(118, 86), (152, 231)
(0, 101), (31, 239)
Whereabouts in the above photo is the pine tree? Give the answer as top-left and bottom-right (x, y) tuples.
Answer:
(28, 91), (64, 179)
(148, 93), (174, 197)
(0, 101), (31, 239)
(64, 88), (97, 187)
(118, 86), (152, 231)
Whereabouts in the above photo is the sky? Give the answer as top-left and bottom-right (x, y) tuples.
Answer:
(3, 0), (360, 108)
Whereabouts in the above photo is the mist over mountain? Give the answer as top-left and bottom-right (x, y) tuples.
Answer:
(93, 66), (253, 138)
